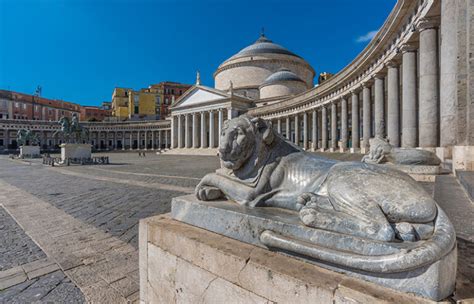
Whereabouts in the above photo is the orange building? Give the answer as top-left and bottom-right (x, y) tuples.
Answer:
(80, 106), (111, 121)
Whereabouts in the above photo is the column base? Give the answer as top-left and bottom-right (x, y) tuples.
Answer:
(360, 147), (369, 154)
(350, 148), (360, 154)
(453, 146), (474, 173)
(319, 148), (327, 152)
(329, 148), (336, 153)
(435, 147), (452, 162)
(339, 147), (348, 153)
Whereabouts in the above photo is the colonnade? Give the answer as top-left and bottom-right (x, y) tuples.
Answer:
(267, 16), (446, 153)
(172, 108), (234, 149)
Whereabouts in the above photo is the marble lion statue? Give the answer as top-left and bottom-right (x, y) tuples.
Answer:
(362, 136), (441, 165)
(195, 115), (448, 243)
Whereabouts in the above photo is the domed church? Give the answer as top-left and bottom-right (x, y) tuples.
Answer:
(214, 33), (315, 101)
(170, 33), (314, 149)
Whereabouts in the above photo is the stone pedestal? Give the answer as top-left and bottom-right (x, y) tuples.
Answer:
(435, 147), (453, 162)
(19, 145), (40, 158)
(60, 143), (92, 162)
(453, 146), (474, 173)
(140, 214), (455, 303)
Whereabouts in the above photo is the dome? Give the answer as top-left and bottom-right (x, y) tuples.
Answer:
(230, 34), (301, 59)
(260, 69), (305, 87)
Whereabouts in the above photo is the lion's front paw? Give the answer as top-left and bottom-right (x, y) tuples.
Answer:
(195, 186), (223, 201)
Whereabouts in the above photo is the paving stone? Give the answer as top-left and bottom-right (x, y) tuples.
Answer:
(26, 262), (60, 280)
(0, 267), (27, 290)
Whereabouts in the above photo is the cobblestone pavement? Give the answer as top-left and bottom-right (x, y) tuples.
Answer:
(0, 153), (219, 303)
(0, 152), (472, 302)
(0, 207), (46, 271)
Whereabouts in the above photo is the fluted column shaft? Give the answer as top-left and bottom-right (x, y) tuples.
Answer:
(418, 19), (440, 148)
(137, 131), (140, 150)
(177, 115), (183, 148)
(374, 75), (385, 137)
(440, 3), (457, 147)
(218, 109), (223, 147)
(351, 91), (360, 149)
(184, 114), (191, 148)
(303, 112), (308, 150)
(192, 113), (199, 148)
(331, 103), (337, 149)
(341, 98), (348, 150)
(209, 111), (215, 148)
(321, 106), (328, 150)
(294, 114), (299, 146)
(286, 116), (290, 140)
(402, 46), (417, 148)
(277, 119), (282, 134)
(311, 110), (318, 151)
(201, 112), (207, 148)
(129, 132), (133, 150)
(362, 85), (371, 149)
(387, 62), (400, 147)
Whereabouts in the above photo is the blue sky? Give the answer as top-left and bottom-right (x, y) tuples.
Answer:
(0, 0), (396, 106)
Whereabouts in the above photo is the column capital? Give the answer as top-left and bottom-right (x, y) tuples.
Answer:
(385, 59), (400, 68)
(399, 43), (417, 54)
(350, 88), (360, 95)
(372, 71), (386, 80)
(416, 16), (440, 32)
(361, 80), (373, 89)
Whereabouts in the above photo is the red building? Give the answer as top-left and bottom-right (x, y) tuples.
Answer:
(80, 106), (111, 121)
(0, 90), (81, 121)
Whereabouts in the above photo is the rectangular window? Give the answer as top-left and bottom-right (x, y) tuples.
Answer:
(23, 104), (27, 109)
(134, 105), (139, 114)
(15, 102), (19, 108)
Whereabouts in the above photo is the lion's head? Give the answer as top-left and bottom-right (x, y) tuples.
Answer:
(218, 115), (274, 170)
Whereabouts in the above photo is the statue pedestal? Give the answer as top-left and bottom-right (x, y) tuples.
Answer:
(19, 145), (40, 158)
(60, 143), (92, 162)
(140, 213), (455, 303)
(167, 195), (457, 301)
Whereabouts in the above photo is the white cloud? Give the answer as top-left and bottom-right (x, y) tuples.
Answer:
(356, 30), (378, 43)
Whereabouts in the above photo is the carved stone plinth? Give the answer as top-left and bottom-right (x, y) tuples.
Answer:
(60, 143), (91, 162)
(19, 145), (40, 158)
(171, 195), (457, 301)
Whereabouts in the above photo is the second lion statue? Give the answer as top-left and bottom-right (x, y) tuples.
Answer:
(195, 115), (439, 242)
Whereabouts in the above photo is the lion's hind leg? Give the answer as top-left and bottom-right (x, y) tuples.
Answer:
(298, 193), (395, 241)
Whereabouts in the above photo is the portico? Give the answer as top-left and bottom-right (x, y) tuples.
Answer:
(170, 85), (254, 150)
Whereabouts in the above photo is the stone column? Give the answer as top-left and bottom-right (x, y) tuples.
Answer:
(129, 132), (133, 150)
(165, 130), (169, 148)
(171, 115), (177, 149)
(311, 110), (318, 151)
(218, 109), (223, 147)
(185, 114), (191, 148)
(362, 83), (372, 151)
(418, 17), (440, 148)
(321, 106), (328, 150)
(137, 131), (140, 150)
(373, 73), (385, 137)
(192, 113), (199, 148)
(401, 44), (418, 148)
(158, 130), (162, 149)
(294, 114), (299, 146)
(201, 112), (207, 148)
(351, 90), (360, 150)
(331, 102), (337, 151)
(303, 112), (308, 150)
(4, 129), (8, 150)
(177, 115), (183, 148)
(340, 97), (348, 151)
(440, 2), (457, 149)
(277, 119), (282, 134)
(386, 60), (400, 147)
(209, 111), (215, 148)
(151, 131), (155, 150)
(286, 116), (290, 140)
(144, 131), (148, 150)
(227, 108), (234, 121)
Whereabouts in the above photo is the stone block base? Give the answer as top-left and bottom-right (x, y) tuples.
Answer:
(60, 144), (92, 162)
(19, 145), (40, 158)
(452, 145), (474, 173)
(350, 147), (360, 153)
(140, 214), (448, 303)
(435, 147), (452, 162)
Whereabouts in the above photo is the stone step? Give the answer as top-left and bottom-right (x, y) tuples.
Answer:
(456, 170), (474, 202)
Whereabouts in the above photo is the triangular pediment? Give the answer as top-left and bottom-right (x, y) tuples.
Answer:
(172, 85), (229, 109)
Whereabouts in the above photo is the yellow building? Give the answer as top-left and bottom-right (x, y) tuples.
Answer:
(111, 88), (157, 121)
